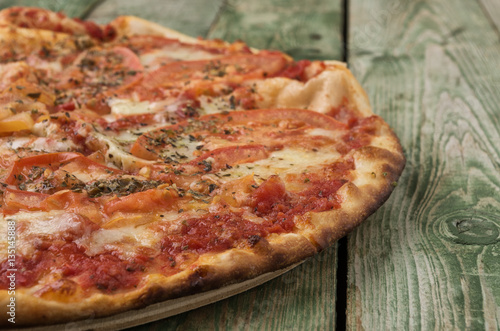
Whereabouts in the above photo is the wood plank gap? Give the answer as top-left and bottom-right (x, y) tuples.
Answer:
(477, 0), (500, 41)
(342, 0), (350, 62)
(336, 2), (349, 330)
(79, 0), (105, 19)
(336, 237), (348, 331)
(206, 0), (228, 39)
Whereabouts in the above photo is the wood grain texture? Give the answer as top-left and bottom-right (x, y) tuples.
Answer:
(0, 0), (101, 18)
(207, 0), (344, 60)
(478, 0), (500, 37)
(86, 0), (224, 38)
(347, 0), (500, 329)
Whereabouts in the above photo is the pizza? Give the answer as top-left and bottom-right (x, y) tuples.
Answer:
(0, 7), (405, 327)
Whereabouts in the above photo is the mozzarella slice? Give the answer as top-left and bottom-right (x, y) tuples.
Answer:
(109, 99), (153, 116)
(213, 147), (341, 182)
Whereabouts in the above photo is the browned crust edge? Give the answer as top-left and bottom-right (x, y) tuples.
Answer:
(0, 233), (317, 326)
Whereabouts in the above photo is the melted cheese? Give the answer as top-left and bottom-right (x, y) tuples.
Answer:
(82, 226), (160, 258)
(199, 95), (234, 115)
(5, 135), (76, 153)
(157, 133), (203, 162)
(92, 131), (154, 170)
(109, 99), (153, 116)
(307, 128), (339, 139)
(108, 98), (191, 117)
(0, 211), (90, 258)
(214, 147), (340, 183)
(31, 137), (77, 152)
(80, 210), (203, 258)
(140, 47), (222, 71)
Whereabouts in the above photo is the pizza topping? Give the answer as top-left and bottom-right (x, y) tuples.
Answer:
(140, 52), (289, 90)
(119, 35), (233, 71)
(130, 108), (345, 162)
(0, 7), (116, 41)
(53, 46), (144, 114)
(85, 177), (162, 198)
(103, 188), (177, 215)
(277, 59), (312, 81)
(3, 188), (48, 212)
(189, 145), (269, 173)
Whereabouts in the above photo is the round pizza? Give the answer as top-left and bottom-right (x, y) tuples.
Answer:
(0, 7), (405, 327)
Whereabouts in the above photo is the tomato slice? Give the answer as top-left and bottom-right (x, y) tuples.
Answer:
(5, 152), (80, 185)
(112, 46), (145, 88)
(189, 145), (269, 173)
(58, 156), (122, 181)
(142, 51), (289, 89)
(202, 108), (348, 131)
(103, 188), (178, 216)
(55, 46), (143, 113)
(131, 108), (346, 161)
(57, 46), (144, 89)
(3, 188), (48, 212)
(41, 190), (102, 223)
(5, 152), (121, 188)
(104, 113), (157, 131)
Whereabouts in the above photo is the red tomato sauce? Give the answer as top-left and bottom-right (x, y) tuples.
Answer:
(277, 60), (312, 82)
(160, 212), (272, 256)
(249, 174), (348, 229)
(0, 243), (142, 292)
(338, 116), (380, 154)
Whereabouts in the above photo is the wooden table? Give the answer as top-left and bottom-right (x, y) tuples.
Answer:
(4, 0), (500, 329)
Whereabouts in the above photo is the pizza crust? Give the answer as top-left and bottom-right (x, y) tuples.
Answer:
(0, 9), (405, 327)
(253, 64), (372, 117)
(109, 16), (201, 44)
(0, 25), (78, 54)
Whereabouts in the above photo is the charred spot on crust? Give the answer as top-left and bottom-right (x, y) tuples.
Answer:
(137, 284), (170, 306)
(248, 235), (261, 247)
(188, 266), (210, 290)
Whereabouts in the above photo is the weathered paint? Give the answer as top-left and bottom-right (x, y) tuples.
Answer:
(347, 0), (500, 329)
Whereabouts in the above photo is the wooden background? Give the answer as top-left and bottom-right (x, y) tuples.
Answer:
(2, 0), (499, 329)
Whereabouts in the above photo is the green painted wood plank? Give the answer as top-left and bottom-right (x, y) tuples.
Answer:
(207, 0), (343, 61)
(0, 0), (101, 18)
(478, 0), (500, 37)
(86, 0), (225, 38)
(347, 0), (500, 329)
